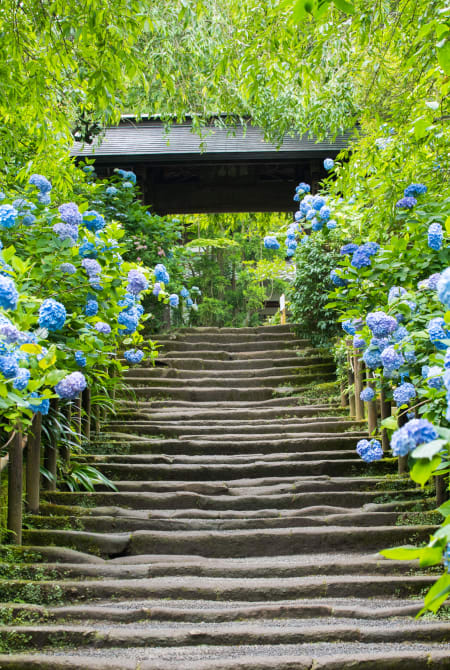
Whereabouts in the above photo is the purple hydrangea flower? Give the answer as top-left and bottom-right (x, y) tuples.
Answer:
(153, 283), (161, 296)
(127, 269), (148, 295)
(319, 206), (331, 221)
(55, 371), (87, 400)
(124, 349), (144, 364)
(396, 196), (417, 209)
(428, 273), (441, 290)
(58, 202), (82, 226)
(95, 321), (111, 335)
(353, 335), (366, 349)
(39, 299), (66, 331)
(0, 322), (19, 343)
(82, 258), (101, 277)
(296, 182), (310, 194)
(53, 222), (79, 243)
(366, 311), (397, 337)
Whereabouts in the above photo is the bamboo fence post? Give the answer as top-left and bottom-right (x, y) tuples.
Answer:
(82, 387), (91, 442)
(380, 386), (391, 453)
(347, 349), (355, 418)
(43, 398), (58, 491)
(353, 352), (364, 421)
(7, 430), (23, 544)
(26, 412), (42, 514)
(397, 411), (408, 475)
(367, 375), (378, 437)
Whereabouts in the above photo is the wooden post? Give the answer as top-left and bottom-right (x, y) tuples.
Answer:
(353, 352), (364, 421)
(74, 395), (82, 443)
(280, 294), (286, 325)
(82, 387), (91, 441)
(93, 403), (101, 434)
(435, 475), (448, 506)
(7, 430), (23, 544)
(26, 413), (42, 514)
(380, 386), (391, 453)
(60, 402), (71, 465)
(367, 377), (378, 437)
(347, 350), (355, 417)
(340, 381), (349, 408)
(398, 411), (408, 475)
(43, 398), (58, 491)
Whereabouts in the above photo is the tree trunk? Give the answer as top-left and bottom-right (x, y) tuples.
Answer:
(26, 412), (42, 514)
(7, 430), (23, 545)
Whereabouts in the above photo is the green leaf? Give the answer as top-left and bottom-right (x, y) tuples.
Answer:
(412, 439), (447, 460)
(420, 573), (450, 613)
(437, 39), (450, 75)
(438, 501), (450, 518)
(410, 455), (442, 487)
(333, 0), (355, 14)
(380, 546), (422, 561)
(381, 417), (398, 431)
(419, 544), (445, 567)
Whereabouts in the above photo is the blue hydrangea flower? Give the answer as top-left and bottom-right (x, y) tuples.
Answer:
(83, 210), (105, 233)
(60, 263), (77, 275)
(388, 286), (406, 303)
(404, 349), (416, 364)
(154, 263), (169, 284)
(319, 206), (331, 221)
(0, 205), (18, 229)
(342, 319), (357, 336)
(428, 223), (443, 251)
(118, 293), (135, 308)
(124, 349), (144, 364)
(153, 283), (161, 296)
(305, 209), (316, 221)
(391, 426), (416, 456)
(84, 299), (98, 317)
(122, 181), (134, 189)
(186, 297), (194, 308)
(82, 165), (95, 174)
(427, 365), (443, 389)
(404, 418), (438, 446)
(404, 183), (427, 197)
(428, 273), (441, 290)
(39, 299), (66, 331)
(53, 222), (78, 243)
(295, 182), (310, 194)
(82, 258), (101, 277)
(95, 321), (111, 335)
(27, 393), (49, 415)
(353, 335), (366, 349)
(55, 371), (87, 399)
(58, 203), (82, 226)
(29, 174), (52, 194)
(366, 311), (397, 337)
(396, 196), (417, 209)
(330, 270), (347, 287)
(127, 269), (148, 295)
(363, 347), (382, 369)
(180, 287), (190, 298)
(360, 387), (375, 402)
(323, 158), (334, 171)
(38, 193), (51, 206)
(356, 438), (383, 463)
(0, 354), (19, 379)
(106, 186), (118, 196)
(443, 543), (450, 573)
(444, 349), (450, 370)
(0, 322), (19, 343)
(326, 219), (337, 230)
(351, 247), (372, 269)
(115, 169), (136, 184)
(13, 368), (30, 390)
(437, 267), (450, 308)
(392, 326), (408, 342)
(118, 307), (139, 333)
(75, 350), (86, 367)
(428, 317), (449, 350)
(264, 236), (280, 250)
(393, 382), (416, 406)
(0, 276), (19, 311)
(381, 346), (404, 371)
(311, 195), (326, 211)
(340, 243), (359, 256)
(169, 294), (179, 308)
(79, 240), (98, 258)
(360, 242), (380, 256)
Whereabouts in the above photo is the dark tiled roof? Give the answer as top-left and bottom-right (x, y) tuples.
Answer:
(72, 119), (352, 159)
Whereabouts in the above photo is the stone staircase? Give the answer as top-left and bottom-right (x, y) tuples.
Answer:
(0, 324), (448, 669)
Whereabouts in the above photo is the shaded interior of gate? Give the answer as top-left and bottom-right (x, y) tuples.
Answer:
(73, 119), (351, 215)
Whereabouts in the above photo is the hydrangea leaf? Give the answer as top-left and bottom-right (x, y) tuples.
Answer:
(20, 343), (43, 355)
(411, 438), (447, 460)
(409, 455), (441, 487)
(380, 546), (423, 561)
(419, 573), (450, 614)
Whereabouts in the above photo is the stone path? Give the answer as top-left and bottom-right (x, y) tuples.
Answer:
(1, 325), (448, 668)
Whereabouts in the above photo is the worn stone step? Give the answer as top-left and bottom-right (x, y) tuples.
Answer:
(109, 417), (353, 433)
(22, 525), (434, 558)
(177, 325), (296, 335)
(123, 373), (334, 388)
(163, 349), (316, 361)
(157, 338), (308, 353)
(114, 407), (343, 423)
(124, 363), (334, 379)
(122, 386), (287, 401)
(104, 421), (362, 437)
(156, 354), (323, 371)
(119, 396), (338, 409)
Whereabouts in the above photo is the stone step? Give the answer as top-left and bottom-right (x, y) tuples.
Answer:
(123, 373), (335, 389)
(22, 525), (433, 558)
(114, 406), (343, 422)
(104, 420), (362, 436)
(157, 339), (309, 353)
(156, 354), (323, 370)
(119, 397), (338, 409)
(122, 386), (297, 401)
(162, 349), (315, 361)
(125, 362), (334, 379)
(177, 325), (296, 335)
(109, 416), (352, 431)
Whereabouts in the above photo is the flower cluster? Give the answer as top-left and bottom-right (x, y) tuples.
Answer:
(356, 439), (383, 462)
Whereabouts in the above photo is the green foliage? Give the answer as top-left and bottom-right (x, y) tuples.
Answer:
(288, 234), (341, 345)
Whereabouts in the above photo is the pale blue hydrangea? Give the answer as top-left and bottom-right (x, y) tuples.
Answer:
(428, 317), (449, 350)
(106, 186), (118, 196)
(356, 438), (383, 463)
(393, 382), (416, 406)
(305, 209), (316, 221)
(55, 371), (87, 399)
(127, 269), (148, 295)
(427, 366), (443, 389)
(0, 354), (19, 379)
(29, 174), (52, 194)
(0, 276), (19, 311)
(312, 195), (326, 211)
(180, 287), (190, 298)
(264, 236), (280, 250)
(118, 307), (139, 333)
(169, 294), (179, 308)
(95, 321), (111, 335)
(404, 418), (438, 445)
(53, 222), (78, 243)
(360, 387), (375, 402)
(122, 181), (134, 189)
(428, 223), (443, 251)
(0, 205), (18, 229)
(353, 335), (366, 349)
(319, 206), (331, 221)
(13, 368), (30, 390)
(38, 193), (51, 206)
(363, 347), (382, 369)
(27, 393), (49, 415)
(428, 273), (441, 290)
(115, 169), (136, 184)
(82, 258), (101, 277)
(326, 220), (337, 230)
(323, 158), (334, 171)
(75, 351), (86, 367)
(295, 182), (310, 194)
(154, 263), (169, 284)
(388, 286), (406, 303)
(366, 311), (397, 337)
(392, 326), (409, 342)
(124, 349), (144, 364)
(84, 299), (98, 316)
(437, 268), (450, 308)
(83, 210), (105, 233)
(391, 426), (416, 456)
(39, 299), (66, 331)
(404, 349), (416, 364)
(381, 345), (404, 371)
(60, 263), (77, 275)
(152, 283), (161, 296)
(58, 202), (82, 226)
